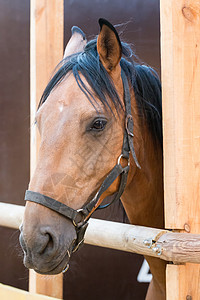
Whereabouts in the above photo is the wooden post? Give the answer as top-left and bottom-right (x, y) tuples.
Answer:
(161, 0), (200, 299)
(30, 0), (64, 298)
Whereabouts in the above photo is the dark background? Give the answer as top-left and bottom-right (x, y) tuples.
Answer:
(0, 0), (160, 299)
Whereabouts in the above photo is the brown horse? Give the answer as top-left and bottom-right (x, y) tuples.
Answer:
(20, 19), (165, 299)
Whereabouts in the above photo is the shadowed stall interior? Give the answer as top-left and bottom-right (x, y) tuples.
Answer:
(0, 0), (160, 299)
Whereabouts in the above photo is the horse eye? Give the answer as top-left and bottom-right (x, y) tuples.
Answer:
(91, 119), (107, 131)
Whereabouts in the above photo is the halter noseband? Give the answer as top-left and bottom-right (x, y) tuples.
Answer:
(24, 70), (140, 253)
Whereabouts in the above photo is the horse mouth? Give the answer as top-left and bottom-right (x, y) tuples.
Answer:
(19, 226), (75, 275)
(21, 239), (72, 275)
(34, 255), (70, 275)
(25, 251), (71, 275)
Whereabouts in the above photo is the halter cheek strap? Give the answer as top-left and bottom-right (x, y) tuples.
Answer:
(24, 70), (140, 252)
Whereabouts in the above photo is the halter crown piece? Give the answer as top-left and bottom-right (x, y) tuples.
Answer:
(25, 70), (140, 253)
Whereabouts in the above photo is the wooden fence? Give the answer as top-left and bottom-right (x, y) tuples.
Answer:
(0, 0), (200, 299)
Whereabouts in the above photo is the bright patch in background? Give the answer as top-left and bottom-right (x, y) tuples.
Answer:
(137, 259), (152, 283)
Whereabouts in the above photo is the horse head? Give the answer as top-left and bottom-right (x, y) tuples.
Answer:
(20, 19), (141, 275)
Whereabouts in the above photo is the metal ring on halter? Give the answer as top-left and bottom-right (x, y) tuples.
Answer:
(62, 250), (71, 273)
(62, 264), (69, 273)
(117, 154), (130, 167)
(72, 209), (85, 227)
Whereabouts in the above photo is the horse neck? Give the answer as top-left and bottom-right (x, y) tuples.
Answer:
(121, 110), (164, 229)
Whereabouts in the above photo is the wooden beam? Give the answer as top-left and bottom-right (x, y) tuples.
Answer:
(30, 0), (64, 298)
(85, 219), (200, 264)
(1, 203), (200, 264)
(0, 203), (24, 229)
(160, 0), (200, 298)
(0, 283), (58, 300)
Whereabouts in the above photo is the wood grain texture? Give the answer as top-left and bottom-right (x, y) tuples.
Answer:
(157, 232), (200, 264)
(161, 0), (200, 231)
(167, 264), (200, 300)
(30, 0), (64, 298)
(30, 0), (64, 174)
(29, 272), (63, 300)
(161, 0), (200, 298)
(166, 265), (182, 300)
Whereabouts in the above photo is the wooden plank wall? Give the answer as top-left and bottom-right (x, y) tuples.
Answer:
(30, 0), (64, 298)
(160, 0), (200, 299)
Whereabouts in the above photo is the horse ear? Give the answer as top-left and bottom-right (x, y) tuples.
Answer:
(97, 18), (122, 73)
(63, 26), (87, 58)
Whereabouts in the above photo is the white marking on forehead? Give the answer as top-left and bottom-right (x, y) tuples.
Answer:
(58, 99), (65, 113)
(59, 103), (64, 112)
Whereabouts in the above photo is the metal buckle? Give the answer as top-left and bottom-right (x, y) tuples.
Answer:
(117, 154), (130, 167)
(125, 114), (134, 137)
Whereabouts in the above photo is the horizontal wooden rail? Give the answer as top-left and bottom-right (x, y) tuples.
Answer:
(0, 202), (24, 229)
(85, 219), (200, 264)
(0, 202), (200, 264)
(0, 283), (58, 300)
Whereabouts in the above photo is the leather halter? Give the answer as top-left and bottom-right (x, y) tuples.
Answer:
(25, 70), (140, 252)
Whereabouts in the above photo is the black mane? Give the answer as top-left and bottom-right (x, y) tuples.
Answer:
(39, 39), (162, 147)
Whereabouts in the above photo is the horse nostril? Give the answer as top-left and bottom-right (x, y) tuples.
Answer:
(39, 228), (58, 257)
(39, 233), (52, 254)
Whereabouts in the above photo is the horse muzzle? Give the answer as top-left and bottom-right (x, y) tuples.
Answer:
(19, 224), (75, 275)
